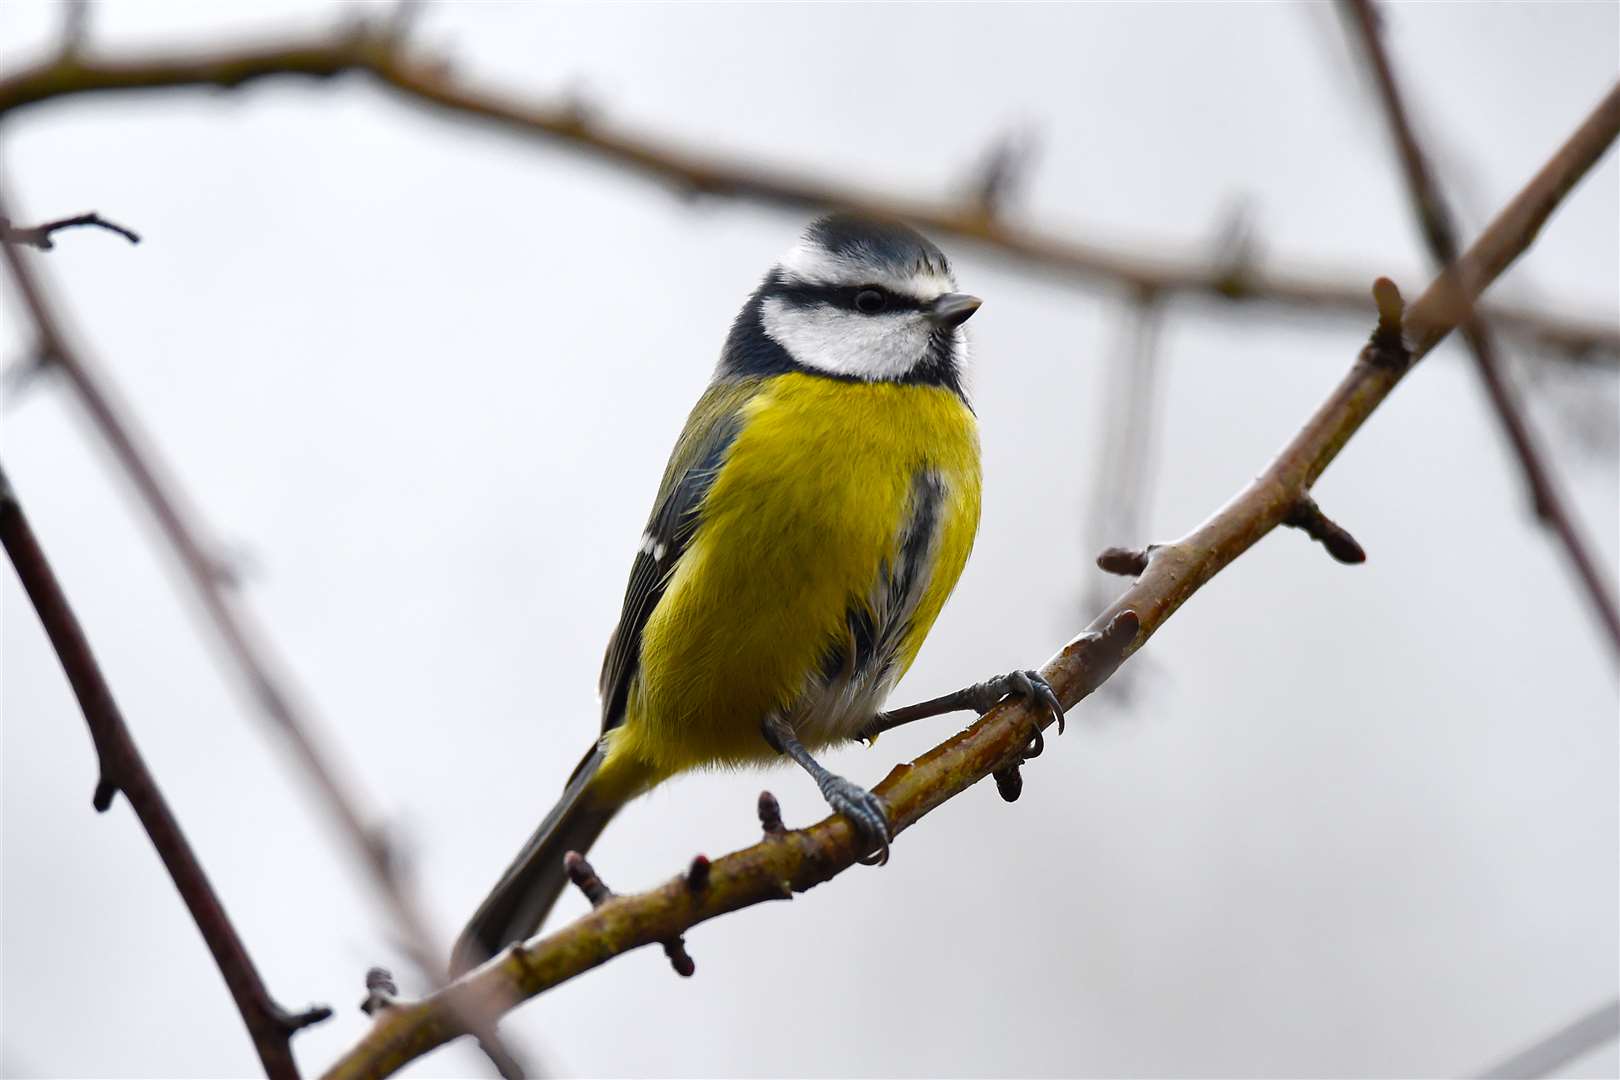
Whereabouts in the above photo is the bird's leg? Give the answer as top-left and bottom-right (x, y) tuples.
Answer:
(857, 669), (1065, 758)
(761, 713), (891, 865)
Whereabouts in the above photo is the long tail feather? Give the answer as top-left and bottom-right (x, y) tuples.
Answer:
(451, 746), (619, 976)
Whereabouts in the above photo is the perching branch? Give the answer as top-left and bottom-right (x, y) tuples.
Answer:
(320, 76), (1620, 1080)
(1340, 0), (1620, 662)
(0, 462), (330, 1080)
(0, 21), (1615, 365)
(0, 197), (528, 1079)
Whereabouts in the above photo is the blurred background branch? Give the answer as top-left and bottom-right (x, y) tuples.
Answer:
(0, 209), (139, 249)
(1476, 998), (1620, 1080)
(0, 193), (530, 1080)
(0, 461), (330, 1080)
(1340, 0), (1620, 661)
(0, 18), (1615, 366)
(323, 80), (1620, 1080)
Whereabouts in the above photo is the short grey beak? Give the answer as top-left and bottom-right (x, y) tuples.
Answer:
(928, 292), (982, 329)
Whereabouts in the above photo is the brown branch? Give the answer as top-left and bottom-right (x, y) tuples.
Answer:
(321, 75), (1620, 1080)
(0, 462), (330, 1080)
(1341, 0), (1620, 662)
(0, 195), (528, 1078)
(0, 211), (139, 250)
(0, 23), (1614, 365)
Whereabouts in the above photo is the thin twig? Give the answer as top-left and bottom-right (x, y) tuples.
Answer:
(0, 462), (330, 1080)
(1340, 0), (1620, 662)
(0, 193), (528, 1079)
(0, 211), (140, 250)
(1475, 998), (1620, 1080)
(320, 75), (1620, 1080)
(0, 24), (1613, 364)
(1081, 292), (1164, 659)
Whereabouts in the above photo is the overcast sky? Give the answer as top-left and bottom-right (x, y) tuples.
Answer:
(2, 3), (1616, 1078)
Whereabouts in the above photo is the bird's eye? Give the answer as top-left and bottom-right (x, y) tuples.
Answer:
(854, 288), (887, 314)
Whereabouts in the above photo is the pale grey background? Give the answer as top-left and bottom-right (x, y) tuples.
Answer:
(1, 3), (1616, 1078)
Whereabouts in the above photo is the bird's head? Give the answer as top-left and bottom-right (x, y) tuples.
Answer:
(720, 213), (980, 393)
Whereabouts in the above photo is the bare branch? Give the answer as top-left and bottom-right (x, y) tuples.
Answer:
(1081, 294), (1165, 653)
(320, 82), (1620, 1080)
(1340, 0), (1620, 662)
(0, 24), (1613, 364)
(0, 193), (528, 1078)
(1476, 998), (1620, 1080)
(0, 211), (140, 250)
(0, 462), (330, 1080)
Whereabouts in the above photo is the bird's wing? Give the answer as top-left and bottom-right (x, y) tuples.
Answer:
(597, 376), (760, 733)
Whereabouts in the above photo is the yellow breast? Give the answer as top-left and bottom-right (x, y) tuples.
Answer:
(609, 372), (981, 779)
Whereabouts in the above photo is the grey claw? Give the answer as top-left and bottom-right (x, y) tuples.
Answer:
(821, 775), (891, 866)
(1002, 669), (1064, 758)
(1023, 717), (1045, 759)
(1031, 673), (1066, 736)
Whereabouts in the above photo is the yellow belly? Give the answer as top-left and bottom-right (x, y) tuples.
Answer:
(606, 372), (981, 781)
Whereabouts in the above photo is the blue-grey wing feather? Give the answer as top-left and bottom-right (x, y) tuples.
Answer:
(597, 384), (751, 733)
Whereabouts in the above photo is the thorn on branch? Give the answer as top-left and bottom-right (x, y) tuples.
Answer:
(967, 125), (1039, 220)
(1097, 545), (1154, 577)
(1210, 196), (1260, 298)
(92, 776), (118, 812)
(1360, 276), (1411, 371)
(274, 1002), (334, 1033)
(661, 936), (696, 977)
(1283, 495), (1367, 564)
(757, 791), (785, 836)
(685, 854), (711, 894)
(566, 851), (695, 978)
(360, 966), (398, 1017)
(563, 851), (613, 907)
(0, 212), (141, 251)
(993, 764), (1023, 803)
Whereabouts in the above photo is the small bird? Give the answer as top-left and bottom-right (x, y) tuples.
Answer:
(452, 214), (1062, 975)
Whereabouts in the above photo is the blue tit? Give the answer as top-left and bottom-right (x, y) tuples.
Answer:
(452, 214), (1063, 975)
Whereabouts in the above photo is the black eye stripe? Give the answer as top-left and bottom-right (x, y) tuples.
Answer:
(766, 278), (924, 313)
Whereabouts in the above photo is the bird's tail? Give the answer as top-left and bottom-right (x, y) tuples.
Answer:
(451, 744), (634, 976)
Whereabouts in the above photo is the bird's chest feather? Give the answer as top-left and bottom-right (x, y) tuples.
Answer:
(630, 373), (981, 768)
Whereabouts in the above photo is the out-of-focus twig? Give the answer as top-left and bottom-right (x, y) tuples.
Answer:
(0, 22), (1614, 364)
(0, 461), (331, 1080)
(1340, 0), (1620, 663)
(1082, 292), (1164, 648)
(0, 211), (139, 250)
(321, 75), (1620, 1080)
(1475, 998), (1620, 1080)
(0, 195), (528, 1079)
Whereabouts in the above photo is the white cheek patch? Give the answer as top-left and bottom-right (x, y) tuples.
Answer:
(760, 296), (933, 381)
